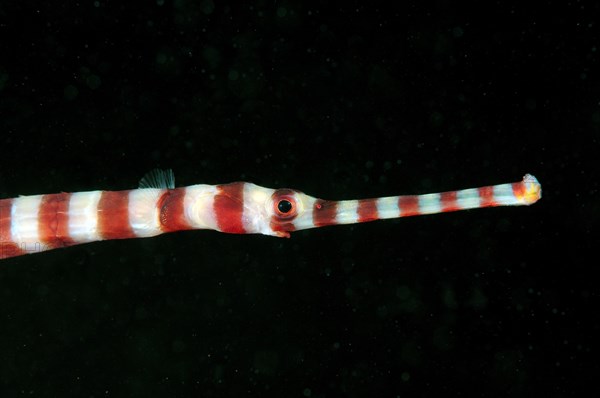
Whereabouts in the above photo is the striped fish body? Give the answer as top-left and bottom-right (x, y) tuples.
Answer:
(0, 172), (541, 260)
(0, 182), (274, 259)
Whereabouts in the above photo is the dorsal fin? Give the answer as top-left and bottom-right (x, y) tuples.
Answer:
(139, 169), (175, 189)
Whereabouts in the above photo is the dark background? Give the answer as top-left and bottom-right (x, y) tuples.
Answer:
(0, 1), (597, 397)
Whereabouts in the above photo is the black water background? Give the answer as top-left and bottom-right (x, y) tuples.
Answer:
(0, 2), (597, 397)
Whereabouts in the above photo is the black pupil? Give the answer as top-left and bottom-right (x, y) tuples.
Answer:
(278, 200), (293, 213)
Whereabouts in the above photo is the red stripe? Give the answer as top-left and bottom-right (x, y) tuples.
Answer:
(398, 195), (420, 217)
(38, 193), (75, 249)
(214, 183), (246, 234)
(440, 191), (460, 212)
(0, 199), (25, 259)
(270, 221), (295, 237)
(98, 191), (136, 240)
(511, 181), (525, 199)
(357, 199), (379, 223)
(313, 199), (338, 227)
(157, 188), (191, 232)
(478, 186), (497, 207)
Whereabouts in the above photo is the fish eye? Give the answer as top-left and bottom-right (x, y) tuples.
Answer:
(278, 199), (293, 214)
(272, 189), (298, 219)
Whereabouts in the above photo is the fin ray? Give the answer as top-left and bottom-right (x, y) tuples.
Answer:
(139, 169), (175, 190)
